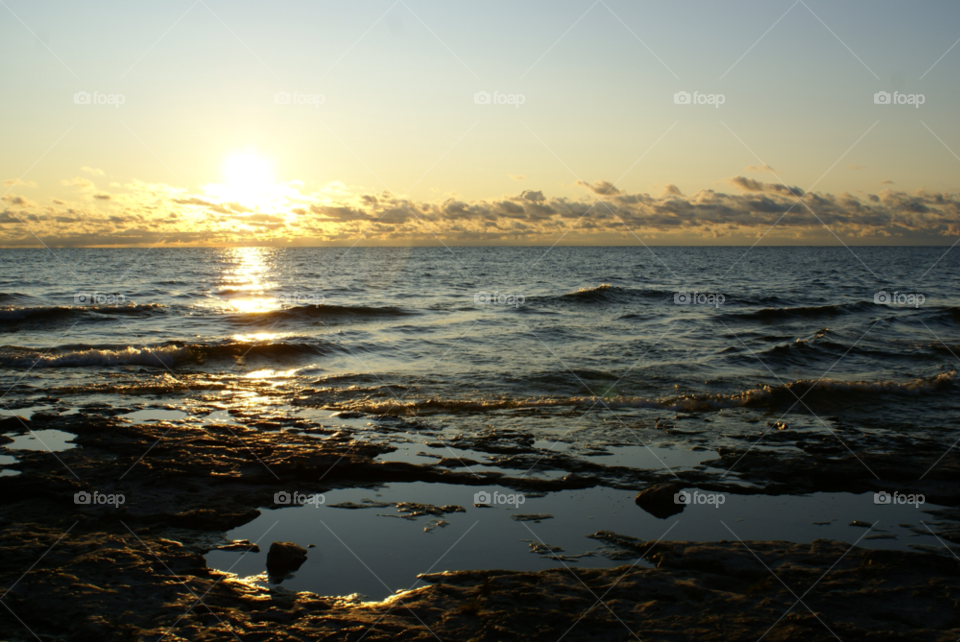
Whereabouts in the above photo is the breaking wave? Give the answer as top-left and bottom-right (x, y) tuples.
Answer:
(0, 340), (341, 369)
(327, 372), (956, 415)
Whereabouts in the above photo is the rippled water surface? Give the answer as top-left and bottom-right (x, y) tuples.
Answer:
(1, 246), (956, 429)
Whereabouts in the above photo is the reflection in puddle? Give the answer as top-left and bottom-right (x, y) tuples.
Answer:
(205, 483), (943, 601)
(6, 429), (76, 452)
(123, 409), (187, 423)
(0, 453), (20, 476)
(582, 444), (718, 469)
(0, 405), (51, 420)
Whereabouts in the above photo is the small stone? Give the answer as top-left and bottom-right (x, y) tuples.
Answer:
(266, 541), (307, 577)
(635, 483), (685, 519)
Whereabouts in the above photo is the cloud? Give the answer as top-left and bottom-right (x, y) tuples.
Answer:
(726, 176), (804, 198)
(81, 167), (105, 176)
(2, 176), (959, 246)
(744, 164), (775, 173)
(880, 180), (894, 185)
(509, 174), (527, 181)
(576, 180), (622, 196)
(3, 179), (37, 187)
(847, 164), (863, 170)
(61, 177), (95, 189)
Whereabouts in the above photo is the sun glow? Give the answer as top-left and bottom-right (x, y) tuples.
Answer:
(206, 151), (284, 208)
(223, 152), (273, 190)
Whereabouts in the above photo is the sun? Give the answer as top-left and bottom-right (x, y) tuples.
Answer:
(223, 152), (273, 191)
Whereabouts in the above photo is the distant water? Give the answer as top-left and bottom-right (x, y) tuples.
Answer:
(0, 246), (957, 437)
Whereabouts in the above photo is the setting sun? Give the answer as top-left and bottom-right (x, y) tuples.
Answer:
(223, 152), (273, 188)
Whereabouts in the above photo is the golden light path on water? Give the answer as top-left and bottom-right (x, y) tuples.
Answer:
(220, 246), (282, 314)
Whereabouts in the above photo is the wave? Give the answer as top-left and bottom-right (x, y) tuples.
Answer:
(0, 345), (192, 368)
(229, 304), (410, 323)
(929, 306), (960, 325)
(0, 306), (78, 323)
(0, 304), (168, 325)
(0, 340), (339, 369)
(328, 372), (956, 415)
(0, 292), (31, 303)
(727, 302), (873, 321)
(555, 284), (675, 305)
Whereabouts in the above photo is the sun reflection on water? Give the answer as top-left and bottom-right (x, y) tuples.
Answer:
(219, 247), (281, 313)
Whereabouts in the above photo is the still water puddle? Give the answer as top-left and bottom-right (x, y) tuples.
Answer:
(0, 405), (51, 420)
(0, 453), (20, 476)
(123, 409), (187, 423)
(581, 444), (718, 469)
(206, 482), (944, 601)
(5, 429), (76, 452)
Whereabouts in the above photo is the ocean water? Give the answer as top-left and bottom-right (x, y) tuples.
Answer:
(1, 246), (956, 424)
(2, 246), (958, 596)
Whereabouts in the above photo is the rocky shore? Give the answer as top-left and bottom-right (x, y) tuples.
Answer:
(1, 406), (959, 641)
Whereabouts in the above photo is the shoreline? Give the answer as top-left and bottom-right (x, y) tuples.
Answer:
(1, 406), (959, 640)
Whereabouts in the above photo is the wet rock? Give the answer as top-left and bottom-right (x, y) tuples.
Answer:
(168, 508), (261, 531)
(266, 541), (307, 577)
(423, 519), (449, 533)
(0, 416), (28, 432)
(634, 482), (685, 519)
(510, 513), (553, 522)
(329, 500), (393, 510)
(216, 539), (260, 553)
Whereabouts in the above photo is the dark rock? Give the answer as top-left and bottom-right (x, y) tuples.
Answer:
(635, 483), (685, 519)
(0, 416), (28, 433)
(267, 541), (307, 577)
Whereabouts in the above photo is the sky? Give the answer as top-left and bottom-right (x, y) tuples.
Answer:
(2, 0), (960, 246)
